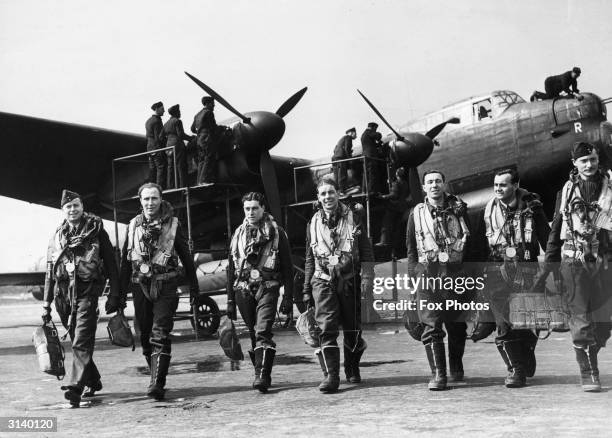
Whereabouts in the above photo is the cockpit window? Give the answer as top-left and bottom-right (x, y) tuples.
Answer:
(491, 91), (525, 108)
(473, 99), (492, 121)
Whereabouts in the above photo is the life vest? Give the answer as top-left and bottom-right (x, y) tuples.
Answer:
(230, 214), (280, 278)
(483, 189), (537, 261)
(48, 214), (103, 282)
(413, 196), (469, 264)
(127, 215), (179, 274)
(309, 203), (359, 271)
(558, 175), (612, 263)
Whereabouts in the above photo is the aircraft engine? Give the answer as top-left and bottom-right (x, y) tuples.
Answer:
(388, 133), (434, 168)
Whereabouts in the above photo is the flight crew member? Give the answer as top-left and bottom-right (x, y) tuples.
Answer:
(543, 142), (612, 392)
(406, 170), (473, 390)
(226, 192), (294, 393)
(162, 104), (192, 189)
(531, 67), (582, 101)
(303, 177), (374, 393)
(191, 96), (219, 184)
(361, 122), (384, 194)
(474, 169), (550, 388)
(376, 166), (412, 251)
(145, 102), (166, 188)
(42, 190), (122, 407)
(119, 182), (199, 400)
(332, 127), (357, 192)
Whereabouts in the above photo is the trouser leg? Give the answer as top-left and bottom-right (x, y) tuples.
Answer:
(337, 276), (365, 383)
(147, 282), (179, 400)
(154, 152), (167, 189)
(236, 288), (258, 350)
(133, 287), (154, 363)
(166, 152), (175, 189)
(254, 286), (280, 348)
(69, 289), (100, 389)
(148, 154), (157, 183)
(313, 279), (340, 347)
(417, 288), (446, 345)
(176, 146), (188, 188)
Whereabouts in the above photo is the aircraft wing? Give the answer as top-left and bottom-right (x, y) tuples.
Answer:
(0, 111), (144, 216)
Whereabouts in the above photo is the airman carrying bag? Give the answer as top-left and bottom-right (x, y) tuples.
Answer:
(509, 290), (570, 337)
(32, 320), (65, 379)
(107, 310), (135, 350)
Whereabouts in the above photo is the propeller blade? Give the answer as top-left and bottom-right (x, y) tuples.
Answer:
(408, 167), (423, 205)
(259, 150), (282, 221)
(276, 87), (308, 118)
(425, 117), (460, 140)
(357, 89), (404, 140)
(184, 71), (251, 124)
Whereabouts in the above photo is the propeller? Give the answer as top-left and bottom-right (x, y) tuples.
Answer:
(184, 71), (251, 124)
(259, 150), (282, 221)
(185, 72), (308, 222)
(357, 89), (428, 205)
(407, 167), (423, 205)
(357, 89), (405, 141)
(425, 117), (460, 140)
(276, 87), (308, 118)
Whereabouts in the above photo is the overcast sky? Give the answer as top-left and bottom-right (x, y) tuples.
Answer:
(1, 0), (611, 271)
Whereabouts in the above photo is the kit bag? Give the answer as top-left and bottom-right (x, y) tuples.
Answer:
(509, 290), (570, 337)
(218, 317), (244, 361)
(107, 310), (135, 350)
(296, 307), (321, 348)
(32, 320), (65, 379)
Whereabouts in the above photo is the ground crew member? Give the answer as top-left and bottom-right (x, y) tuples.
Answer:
(42, 190), (121, 407)
(145, 101), (166, 188)
(361, 122), (384, 193)
(332, 127), (357, 192)
(191, 96), (219, 184)
(303, 177), (374, 393)
(531, 67), (582, 101)
(376, 167), (412, 251)
(226, 192), (294, 393)
(474, 169), (550, 388)
(162, 104), (192, 189)
(543, 142), (612, 392)
(406, 170), (473, 390)
(119, 183), (199, 400)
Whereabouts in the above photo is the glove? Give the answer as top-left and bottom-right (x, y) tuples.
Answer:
(226, 301), (237, 320)
(105, 295), (123, 314)
(42, 305), (52, 324)
(279, 294), (293, 315)
(302, 289), (314, 309)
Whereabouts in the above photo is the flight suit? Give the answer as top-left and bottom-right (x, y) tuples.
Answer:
(162, 116), (192, 189)
(44, 214), (120, 398)
(406, 194), (473, 389)
(227, 214), (294, 392)
(304, 202), (374, 390)
(145, 114), (166, 188)
(473, 188), (550, 387)
(332, 134), (353, 191)
(545, 171), (612, 390)
(120, 200), (198, 399)
(361, 128), (383, 193)
(191, 108), (218, 184)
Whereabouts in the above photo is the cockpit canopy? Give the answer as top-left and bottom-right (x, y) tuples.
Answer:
(402, 90), (525, 135)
